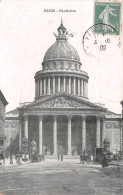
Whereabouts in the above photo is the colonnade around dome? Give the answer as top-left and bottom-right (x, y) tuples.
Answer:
(35, 76), (88, 99)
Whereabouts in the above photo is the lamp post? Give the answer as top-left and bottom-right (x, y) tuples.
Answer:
(10, 138), (13, 164)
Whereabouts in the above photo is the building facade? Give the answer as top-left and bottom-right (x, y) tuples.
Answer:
(0, 90), (8, 153)
(5, 109), (19, 149)
(7, 21), (122, 156)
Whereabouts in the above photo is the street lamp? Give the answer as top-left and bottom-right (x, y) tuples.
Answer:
(10, 138), (13, 164)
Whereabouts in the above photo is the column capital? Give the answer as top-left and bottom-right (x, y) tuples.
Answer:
(67, 115), (72, 121)
(24, 115), (28, 120)
(53, 115), (57, 121)
(101, 116), (106, 121)
(81, 115), (86, 120)
(39, 115), (43, 121)
(19, 114), (23, 121)
(96, 115), (101, 120)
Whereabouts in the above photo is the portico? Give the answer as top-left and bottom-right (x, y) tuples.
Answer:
(19, 94), (106, 156)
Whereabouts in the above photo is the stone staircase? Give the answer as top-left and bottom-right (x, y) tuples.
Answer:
(45, 155), (79, 159)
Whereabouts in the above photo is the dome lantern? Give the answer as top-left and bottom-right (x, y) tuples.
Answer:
(56, 18), (67, 41)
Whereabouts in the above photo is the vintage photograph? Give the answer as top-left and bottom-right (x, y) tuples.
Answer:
(0, 0), (123, 194)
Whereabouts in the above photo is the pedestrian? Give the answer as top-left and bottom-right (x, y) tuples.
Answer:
(42, 154), (45, 161)
(57, 154), (60, 161)
(10, 154), (13, 164)
(102, 154), (109, 168)
(80, 154), (83, 164)
(61, 155), (63, 161)
(16, 154), (21, 165)
(1, 151), (5, 165)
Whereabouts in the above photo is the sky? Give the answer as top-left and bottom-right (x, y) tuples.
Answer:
(0, 0), (123, 114)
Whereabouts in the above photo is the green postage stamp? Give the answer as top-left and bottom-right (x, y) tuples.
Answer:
(95, 2), (121, 34)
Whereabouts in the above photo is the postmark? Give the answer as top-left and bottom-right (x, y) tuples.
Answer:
(83, 23), (120, 58)
(95, 2), (121, 34)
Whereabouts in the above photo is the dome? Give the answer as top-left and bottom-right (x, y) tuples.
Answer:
(43, 41), (80, 62)
(43, 20), (80, 64)
(35, 20), (89, 100)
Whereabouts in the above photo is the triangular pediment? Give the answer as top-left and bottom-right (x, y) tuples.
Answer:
(32, 96), (91, 109)
(23, 93), (106, 111)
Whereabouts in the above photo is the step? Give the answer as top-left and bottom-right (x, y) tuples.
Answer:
(45, 155), (80, 159)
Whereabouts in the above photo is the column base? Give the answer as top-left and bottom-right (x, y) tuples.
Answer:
(53, 153), (57, 156)
(45, 154), (58, 159)
(39, 153), (43, 155)
(67, 153), (72, 156)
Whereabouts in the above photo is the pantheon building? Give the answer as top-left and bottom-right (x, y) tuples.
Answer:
(15, 21), (122, 156)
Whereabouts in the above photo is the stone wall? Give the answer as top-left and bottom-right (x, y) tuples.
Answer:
(5, 119), (19, 148)
(105, 120), (121, 153)
(0, 100), (5, 135)
(0, 100), (5, 151)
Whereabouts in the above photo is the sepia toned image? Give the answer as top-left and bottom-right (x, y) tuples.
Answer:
(0, 0), (123, 194)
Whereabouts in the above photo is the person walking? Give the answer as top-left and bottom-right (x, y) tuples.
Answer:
(1, 151), (5, 165)
(57, 154), (60, 161)
(61, 154), (63, 161)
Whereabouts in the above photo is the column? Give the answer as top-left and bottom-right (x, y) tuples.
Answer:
(44, 78), (46, 95)
(39, 80), (40, 96)
(96, 116), (101, 148)
(81, 115), (86, 152)
(39, 116), (43, 154)
(40, 79), (42, 96)
(81, 79), (83, 96)
(83, 81), (85, 96)
(67, 116), (72, 155)
(84, 81), (86, 97)
(69, 77), (71, 94)
(58, 77), (60, 92)
(63, 77), (66, 92)
(19, 116), (22, 151)
(78, 78), (80, 96)
(86, 82), (88, 97)
(37, 81), (39, 96)
(120, 120), (123, 151)
(24, 116), (28, 139)
(73, 77), (76, 95)
(53, 77), (55, 94)
(53, 116), (57, 155)
(48, 77), (50, 95)
(102, 117), (106, 147)
(35, 81), (37, 97)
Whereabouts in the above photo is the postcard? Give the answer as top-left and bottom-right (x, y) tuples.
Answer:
(0, 0), (123, 194)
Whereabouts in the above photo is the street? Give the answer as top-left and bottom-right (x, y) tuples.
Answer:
(0, 159), (123, 195)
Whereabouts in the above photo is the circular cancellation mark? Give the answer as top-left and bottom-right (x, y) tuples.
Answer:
(82, 23), (120, 58)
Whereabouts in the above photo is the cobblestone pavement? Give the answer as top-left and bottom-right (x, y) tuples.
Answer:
(0, 159), (123, 195)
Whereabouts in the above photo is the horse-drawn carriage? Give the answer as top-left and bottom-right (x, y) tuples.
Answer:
(80, 153), (89, 164)
(94, 148), (112, 167)
(31, 152), (45, 162)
